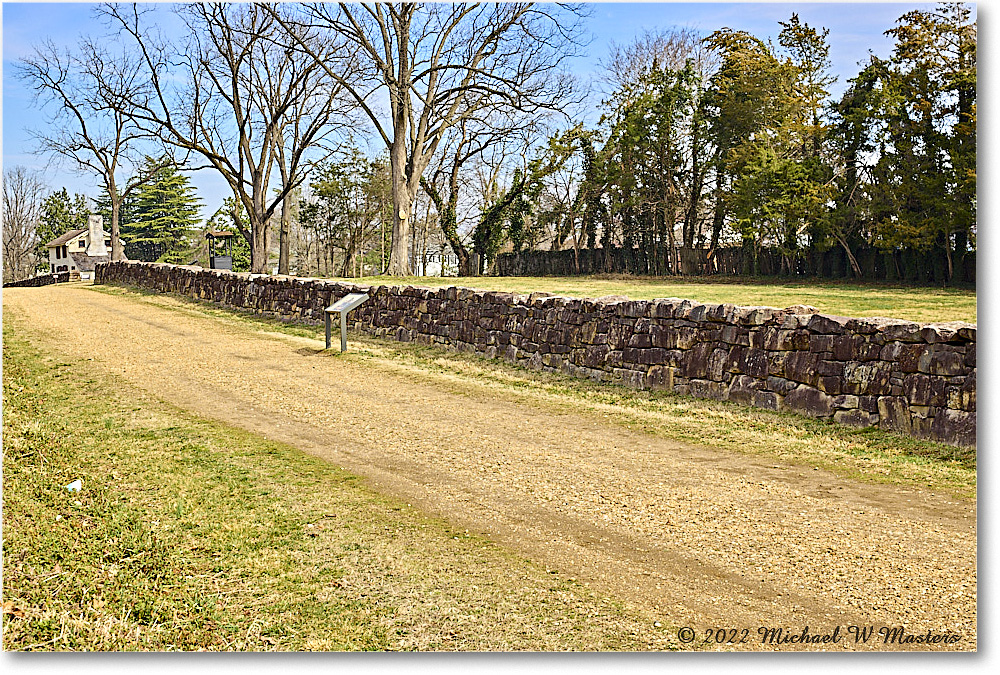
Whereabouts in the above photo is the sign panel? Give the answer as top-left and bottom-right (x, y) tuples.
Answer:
(325, 292), (370, 351)
(327, 292), (369, 313)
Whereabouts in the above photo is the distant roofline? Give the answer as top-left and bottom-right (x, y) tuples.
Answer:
(44, 228), (87, 248)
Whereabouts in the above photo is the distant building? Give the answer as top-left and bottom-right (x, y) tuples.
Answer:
(45, 215), (116, 280)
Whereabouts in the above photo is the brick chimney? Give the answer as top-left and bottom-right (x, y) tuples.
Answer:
(86, 215), (108, 257)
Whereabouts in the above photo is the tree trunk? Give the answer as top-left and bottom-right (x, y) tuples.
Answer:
(250, 215), (271, 273)
(109, 181), (125, 261)
(387, 122), (413, 275)
(836, 234), (862, 279)
(278, 197), (292, 274)
(340, 235), (357, 278)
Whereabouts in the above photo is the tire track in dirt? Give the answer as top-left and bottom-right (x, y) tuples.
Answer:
(3, 284), (976, 650)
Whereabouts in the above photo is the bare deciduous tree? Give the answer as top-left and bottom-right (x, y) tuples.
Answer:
(272, 2), (586, 275)
(2, 167), (48, 283)
(105, 3), (350, 273)
(17, 38), (166, 261)
(602, 26), (718, 96)
(420, 112), (544, 276)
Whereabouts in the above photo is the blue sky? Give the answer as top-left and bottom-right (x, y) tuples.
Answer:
(0, 2), (968, 220)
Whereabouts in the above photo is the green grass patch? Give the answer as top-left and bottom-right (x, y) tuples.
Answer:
(332, 274), (976, 324)
(88, 285), (977, 500)
(2, 315), (679, 651)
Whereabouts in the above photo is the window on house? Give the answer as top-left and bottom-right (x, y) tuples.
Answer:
(104, 239), (111, 248)
(62, 245), (68, 258)
(80, 240), (86, 248)
(54, 247), (61, 259)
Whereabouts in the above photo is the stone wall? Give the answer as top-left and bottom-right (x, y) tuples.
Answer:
(3, 271), (71, 288)
(95, 261), (977, 446)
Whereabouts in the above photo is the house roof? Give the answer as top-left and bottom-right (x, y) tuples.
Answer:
(45, 229), (87, 248)
(69, 251), (111, 272)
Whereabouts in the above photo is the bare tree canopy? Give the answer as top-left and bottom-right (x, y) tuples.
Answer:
(103, 3), (351, 273)
(2, 167), (48, 283)
(271, 2), (588, 275)
(601, 26), (718, 95)
(16, 36), (168, 261)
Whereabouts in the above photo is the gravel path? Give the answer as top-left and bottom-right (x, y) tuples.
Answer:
(3, 284), (976, 651)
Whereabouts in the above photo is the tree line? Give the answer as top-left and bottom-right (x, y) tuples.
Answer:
(3, 3), (975, 284)
(499, 4), (975, 283)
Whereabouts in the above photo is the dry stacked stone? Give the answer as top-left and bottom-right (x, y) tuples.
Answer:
(96, 261), (976, 446)
(3, 271), (70, 288)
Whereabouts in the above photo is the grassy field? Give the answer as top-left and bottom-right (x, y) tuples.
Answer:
(2, 317), (678, 651)
(328, 275), (977, 324)
(92, 285), (979, 500)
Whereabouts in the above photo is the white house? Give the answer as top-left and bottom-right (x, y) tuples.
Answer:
(45, 215), (115, 280)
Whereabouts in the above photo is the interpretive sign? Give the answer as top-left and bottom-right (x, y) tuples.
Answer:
(325, 292), (370, 351)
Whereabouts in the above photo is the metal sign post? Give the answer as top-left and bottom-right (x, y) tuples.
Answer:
(325, 292), (370, 351)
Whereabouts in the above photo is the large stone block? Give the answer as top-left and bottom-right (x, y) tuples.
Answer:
(766, 376), (799, 395)
(783, 351), (820, 386)
(877, 396), (913, 434)
(678, 342), (714, 379)
(742, 348), (770, 378)
(843, 361), (894, 395)
(880, 342), (925, 373)
(784, 385), (835, 417)
(833, 394), (860, 409)
(727, 374), (765, 405)
(583, 344), (610, 368)
(646, 365), (674, 390)
(705, 303), (736, 322)
(808, 334), (834, 353)
(627, 333), (652, 348)
(929, 409), (976, 446)
(946, 371), (976, 411)
(753, 390), (783, 410)
(707, 348), (729, 381)
(881, 321), (924, 342)
(834, 410), (879, 428)
(721, 324), (751, 346)
(723, 346), (747, 373)
(737, 306), (781, 326)
(689, 379), (727, 400)
(903, 373), (948, 407)
(640, 348), (668, 365)
(919, 321), (972, 344)
(917, 346), (966, 377)
(767, 351), (787, 377)
(807, 314), (852, 334)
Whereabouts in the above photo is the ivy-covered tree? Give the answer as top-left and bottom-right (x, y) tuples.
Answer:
(600, 62), (701, 274)
(874, 3), (976, 282)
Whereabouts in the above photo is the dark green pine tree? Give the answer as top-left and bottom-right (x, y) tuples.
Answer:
(124, 160), (203, 262)
(95, 189), (139, 241)
(36, 188), (90, 272)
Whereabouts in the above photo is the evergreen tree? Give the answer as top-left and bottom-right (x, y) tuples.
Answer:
(36, 188), (90, 272)
(876, 3), (976, 282)
(123, 159), (203, 262)
(95, 188), (139, 238)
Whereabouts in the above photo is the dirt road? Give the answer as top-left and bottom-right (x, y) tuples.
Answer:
(2, 284), (976, 650)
